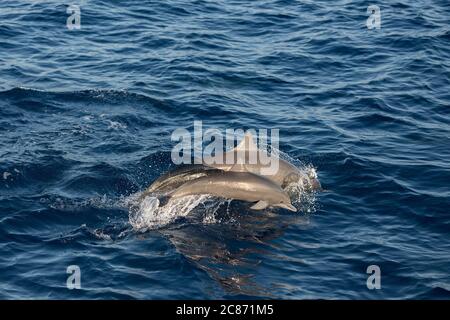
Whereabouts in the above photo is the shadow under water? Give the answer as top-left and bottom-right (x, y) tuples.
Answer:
(157, 200), (310, 297)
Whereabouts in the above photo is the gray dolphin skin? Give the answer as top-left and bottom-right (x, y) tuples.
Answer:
(141, 132), (320, 212)
(169, 170), (297, 211)
(144, 164), (220, 195)
(202, 132), (321, 190)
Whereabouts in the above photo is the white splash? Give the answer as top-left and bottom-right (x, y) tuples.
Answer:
(261, 144), (319, 213)
(284, 165), (319, 214)
(127, 192), (212, 231)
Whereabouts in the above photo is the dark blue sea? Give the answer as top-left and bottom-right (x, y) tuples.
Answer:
(0, 0), (449, 299)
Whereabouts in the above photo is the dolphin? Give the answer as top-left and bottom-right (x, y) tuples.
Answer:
(167, 170), (297, 212)
(202, 132), (321, 190)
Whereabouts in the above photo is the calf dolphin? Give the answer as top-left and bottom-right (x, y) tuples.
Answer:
(202, 132), (321, 190)
(168, 170), (296, 212)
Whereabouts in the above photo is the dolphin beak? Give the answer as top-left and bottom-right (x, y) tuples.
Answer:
(280, 203), (297, 212)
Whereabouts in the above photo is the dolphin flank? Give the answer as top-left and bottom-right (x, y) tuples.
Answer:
(168, 170), (297, 212)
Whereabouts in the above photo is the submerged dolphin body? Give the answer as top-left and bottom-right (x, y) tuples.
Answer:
(169, 170), (297, 211)
(202, 132), (321, 190)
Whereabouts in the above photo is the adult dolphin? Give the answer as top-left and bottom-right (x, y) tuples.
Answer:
(167, 170), (297, 212)
(202, 132), (321, 190)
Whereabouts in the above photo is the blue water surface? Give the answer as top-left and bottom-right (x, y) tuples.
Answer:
(0, 0), (449, 299)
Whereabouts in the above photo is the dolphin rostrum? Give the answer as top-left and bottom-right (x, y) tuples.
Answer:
(202, 132), (321, 190)
(168, 170), (297, 212)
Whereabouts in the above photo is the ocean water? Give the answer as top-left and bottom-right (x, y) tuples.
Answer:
(0, 0), (449, 299)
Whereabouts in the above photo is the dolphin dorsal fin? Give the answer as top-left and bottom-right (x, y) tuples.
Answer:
(234, 132), (258, 153)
